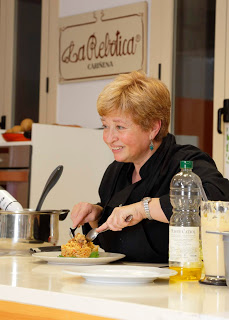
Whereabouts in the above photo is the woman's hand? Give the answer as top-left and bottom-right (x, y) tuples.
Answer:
(96, 198), (168, 233)
(96, 202), (144, 233)
(71, 202), (103, 228)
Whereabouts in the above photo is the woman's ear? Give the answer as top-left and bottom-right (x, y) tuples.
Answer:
(150, 120), (161, 140)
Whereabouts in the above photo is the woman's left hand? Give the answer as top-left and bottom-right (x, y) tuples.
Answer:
(96, 202), (145, 232)
(95, 198), (168, 233)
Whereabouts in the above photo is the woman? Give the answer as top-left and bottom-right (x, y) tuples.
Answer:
(71, 70), (229, 262)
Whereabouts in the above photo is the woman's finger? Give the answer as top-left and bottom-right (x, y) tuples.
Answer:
(71, 204), (89, 227)
(96, 222), (108, 233)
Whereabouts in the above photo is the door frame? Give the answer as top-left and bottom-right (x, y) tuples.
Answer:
(39, 0), (59, 125)
(213, 0), (229, 175)
(0, 0), (15, 129)
(149, 0), (174, 94)
(0, 0), (59, 129)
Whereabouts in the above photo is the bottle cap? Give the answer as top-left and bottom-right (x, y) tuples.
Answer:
(180, 160), (193, 169)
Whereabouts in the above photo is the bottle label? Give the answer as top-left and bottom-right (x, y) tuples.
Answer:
(169, 226), (200, 263)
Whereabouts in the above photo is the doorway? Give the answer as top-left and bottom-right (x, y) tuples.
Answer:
(172, 0), (215, 157)
(150, 0), (229, 175)
(13, 0), (41, 126)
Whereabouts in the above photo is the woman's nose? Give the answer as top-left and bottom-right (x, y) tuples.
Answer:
(104, 128), (118, 143)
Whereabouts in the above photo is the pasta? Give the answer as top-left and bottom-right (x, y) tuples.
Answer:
(61, 233), (99, 258)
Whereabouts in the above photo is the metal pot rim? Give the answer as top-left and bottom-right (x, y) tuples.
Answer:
(0, 209), (69, 215)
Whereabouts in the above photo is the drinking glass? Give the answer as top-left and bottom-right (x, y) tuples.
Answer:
(200, 201), (229, 285)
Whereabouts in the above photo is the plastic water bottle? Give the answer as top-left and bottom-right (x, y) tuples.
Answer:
(0, 186), (23, 211)
(169, 160), (202, 281)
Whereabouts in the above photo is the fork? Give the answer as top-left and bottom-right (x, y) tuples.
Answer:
(85, 214), (133, 241)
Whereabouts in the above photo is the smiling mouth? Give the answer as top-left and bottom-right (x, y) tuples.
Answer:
(111, 147), (123, 151)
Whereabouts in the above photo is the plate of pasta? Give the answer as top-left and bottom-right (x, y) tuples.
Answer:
(32, 233), (125, 265)
(32, 251), (125, 265)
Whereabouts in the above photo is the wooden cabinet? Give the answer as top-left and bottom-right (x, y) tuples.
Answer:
(0, 145), (32, 208)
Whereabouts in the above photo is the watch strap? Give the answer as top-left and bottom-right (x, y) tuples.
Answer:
(142, 197), (153, 220)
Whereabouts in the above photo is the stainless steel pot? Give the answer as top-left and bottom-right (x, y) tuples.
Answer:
(0, 209), (69, 250)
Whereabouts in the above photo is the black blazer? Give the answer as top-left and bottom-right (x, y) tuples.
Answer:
(83, 134), (229, 262)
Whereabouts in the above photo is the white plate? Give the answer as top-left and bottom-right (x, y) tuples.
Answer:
(32, 251), (125, 265)
(63, 265), (177, 284)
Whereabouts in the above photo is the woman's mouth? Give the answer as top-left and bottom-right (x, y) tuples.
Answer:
(111, 146), (123, 152)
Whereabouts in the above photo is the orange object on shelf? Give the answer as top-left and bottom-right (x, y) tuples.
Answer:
(2, 133), (31, 142)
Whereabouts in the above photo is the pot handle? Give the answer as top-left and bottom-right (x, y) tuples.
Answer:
(59, 209), (69, 221)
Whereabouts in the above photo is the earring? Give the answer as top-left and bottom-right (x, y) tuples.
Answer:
(149, 140), (154, 151)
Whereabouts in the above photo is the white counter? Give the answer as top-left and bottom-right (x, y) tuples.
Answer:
(0, 253), (229, 320)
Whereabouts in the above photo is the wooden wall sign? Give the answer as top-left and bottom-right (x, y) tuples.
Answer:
(59, 2), (147, 83)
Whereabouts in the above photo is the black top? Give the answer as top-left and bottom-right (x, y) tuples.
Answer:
(83, 134), (229, 262)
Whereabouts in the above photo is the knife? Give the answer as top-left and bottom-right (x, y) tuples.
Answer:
(30, 245), (61, 253)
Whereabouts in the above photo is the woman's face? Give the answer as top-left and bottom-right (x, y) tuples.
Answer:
(101, 112), (154, 167)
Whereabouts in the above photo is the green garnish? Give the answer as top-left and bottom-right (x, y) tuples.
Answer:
(58, 252), (99, 258)
(89, 251), (99, 258)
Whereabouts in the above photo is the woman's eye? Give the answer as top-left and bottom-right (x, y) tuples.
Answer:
(102, 124), (107, 129)
(117, 125), (125, 130)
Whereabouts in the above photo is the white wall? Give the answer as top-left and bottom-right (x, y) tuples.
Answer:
(30, 124), (114, 245)
(58, 0), (151, 128)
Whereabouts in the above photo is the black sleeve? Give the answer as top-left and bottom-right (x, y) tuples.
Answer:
(159, 147), (229, 221)
(159, 194), (172, 221)
(193, 160), (229, 200)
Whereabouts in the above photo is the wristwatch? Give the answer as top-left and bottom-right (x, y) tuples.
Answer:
(142, 197), (153, 220)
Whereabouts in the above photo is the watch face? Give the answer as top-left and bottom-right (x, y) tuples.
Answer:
(143, 197), (151, 202)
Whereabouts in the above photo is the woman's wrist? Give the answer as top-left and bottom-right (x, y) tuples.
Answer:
(135, 198), (168, 223)
(147, 198), (168, 223)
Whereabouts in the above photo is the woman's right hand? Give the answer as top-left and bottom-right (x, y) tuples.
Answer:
(70, 202), (103, 228)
